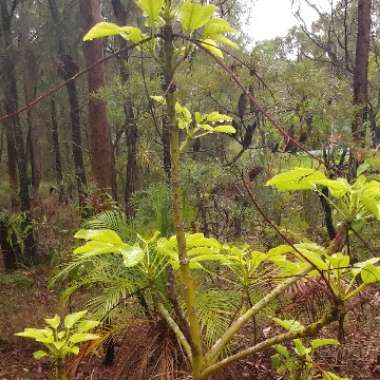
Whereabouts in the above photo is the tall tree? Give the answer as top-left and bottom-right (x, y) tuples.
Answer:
(48, 0), (87, 204)
(112, 0), (139, 216)
(352, 0), (372, 145)
(80, 0), (114, 195)
(20, 4), (42, 199)
(0, 0), (36, 266)
(50, 98), (64, 198)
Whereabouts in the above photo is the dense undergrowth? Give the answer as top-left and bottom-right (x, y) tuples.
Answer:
(2, 1), (380, 380)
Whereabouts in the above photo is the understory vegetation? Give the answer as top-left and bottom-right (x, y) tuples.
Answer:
(2, 0), (380, 379)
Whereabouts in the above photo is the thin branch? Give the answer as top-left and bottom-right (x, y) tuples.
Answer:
(0, 36), (157, 124)
(242, 177), (338, 300)
(350, 227), (379, 256)
(140, 54), (162, 138)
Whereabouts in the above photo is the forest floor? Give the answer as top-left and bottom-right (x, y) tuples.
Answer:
(0, 266), (115, 380)
(2, 264), (380, 379)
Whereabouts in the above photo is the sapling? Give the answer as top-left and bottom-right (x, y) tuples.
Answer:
(15, 310), (99, 380)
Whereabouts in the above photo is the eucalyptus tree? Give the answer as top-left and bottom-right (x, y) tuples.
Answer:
(80, 0), (114, 196)
(48, 0), (87, 204)
(0, 0), (36, 267)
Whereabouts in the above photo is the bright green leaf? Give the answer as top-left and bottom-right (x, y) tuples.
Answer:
(310, 338), (339, 349)
(273, 344), (290, 358)
(203, 18), (234, 36)
(135, 0), (164, 23)
(45, 315), (61, 330)
(119, 26), (146, 43)
(63, 346), (80, 355)
(316, 178), (351, 199)
(121, 246), (144, 267)
(15, 328), (52, 340)
(74, 229), (123, 245)
(361, 263), (380, 284)
(83, 22), (124, 41)
(213, 125), (236, 134)
(69, 333), (99, 344)
(357, 162), (371, 176)
(77, 320), (100, 333)
(212, 34), (239, 49)
(200, 38), (223, 58)
(272, 317), (303, 332)
(151, 96), (166, 105)
(351, 257), (380, 278)
(64, 310), (87, 329)
(73, 241), (122, 255)
(266, 168), (327, 192)
(206, 112), (232, 123)
(33, 350), (48, 360)
(179, 2), (216, 33)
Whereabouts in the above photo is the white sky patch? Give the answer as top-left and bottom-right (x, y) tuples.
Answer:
(246, 0), (332, 44)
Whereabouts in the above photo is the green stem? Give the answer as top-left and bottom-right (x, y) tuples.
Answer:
(200, 307), (338, 379)
(162, 17), (204, 379)
(206, 266), (312, 364)
(158, 303), (193, 362)
(56, 357), (67, 380)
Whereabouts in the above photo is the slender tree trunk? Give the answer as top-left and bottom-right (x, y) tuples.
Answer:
(20, 1), (41, 199)
(369, 106), (380, 147)
(48, 0), (87, 204)
(80, 0), (113, 195)
(24, 52), (42, 198)
(50, 98), (64, 197)
(4, 116), (18, 209)
(124, 99), (138, 217)
(0, 214), (17, 271)
(112, 0), (139, 216)
(0, 1), (36, 266)
(352, 0), (372, 146)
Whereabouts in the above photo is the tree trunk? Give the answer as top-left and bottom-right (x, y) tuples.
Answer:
(0, 0), (36, 266)
(352, 0), (372, 145)
(24, 52), (42, 198)
(48, 0), (87, 204)
(20, 1), (42, 199)
(4, 116), (18, 209)
(112, 0), (139, 217)
(50, 98), (64, 197)
(0, 214), (17, 271)
(124, 99), (138, 217)
(80, 0), (114, 195)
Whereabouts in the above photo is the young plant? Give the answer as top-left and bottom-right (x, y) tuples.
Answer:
(266, 167), (380, 252)
(15, 310), (99, 380)
(271, 319), (347, 380)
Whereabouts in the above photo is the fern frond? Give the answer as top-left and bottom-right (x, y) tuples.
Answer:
(195, 289), (240, 350)
(84, 210), (135, 241)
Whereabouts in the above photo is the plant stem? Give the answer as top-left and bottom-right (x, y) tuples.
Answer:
(206, 266), (312, 364)
(56, 358), (67, 380)
(200, 307), (339, 379)
(162, 14), (204, 379)
(158, 302), (193, 362)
